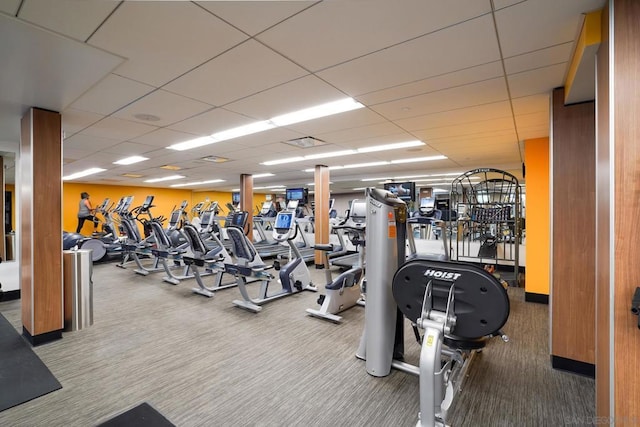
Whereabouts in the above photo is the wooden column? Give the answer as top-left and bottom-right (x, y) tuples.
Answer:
(0, 156), (5, 261)
(240, 174), (253, 239)
(314, 165), (330, 267)
(550, 87), (596, 376)
(596, 0), (640, 420)
(20, 108), (63, 345)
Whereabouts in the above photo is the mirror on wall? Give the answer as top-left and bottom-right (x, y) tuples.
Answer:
(1, 151), (15, 262)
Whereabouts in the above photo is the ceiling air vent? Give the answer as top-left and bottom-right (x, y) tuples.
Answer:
(284, 136), (326, 149)
(201, 156), (230, 163)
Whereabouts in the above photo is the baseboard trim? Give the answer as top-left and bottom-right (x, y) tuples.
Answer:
(525, 292), (549, 304)
(23, 327), (63, 346)
(551, 355), (595, 378)
(0, 289), (21, 301)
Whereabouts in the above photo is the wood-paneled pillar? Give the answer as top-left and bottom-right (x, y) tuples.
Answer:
(314, 165), (330, 267)
(20, 108), (63, 345)
(240, 174), (253, 240)
(596, 0), (640, 420)
(550, 87), (596, 376)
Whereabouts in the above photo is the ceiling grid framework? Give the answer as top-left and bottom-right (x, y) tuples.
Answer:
(0, 0), (606, 192)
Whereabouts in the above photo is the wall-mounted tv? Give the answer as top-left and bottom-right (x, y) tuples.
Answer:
(286, 187), (308, 205)
(232, 192), (240, 204)
(383, 182), (416, 202)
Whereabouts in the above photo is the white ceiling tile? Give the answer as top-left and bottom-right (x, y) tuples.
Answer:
(492, 0), (526, 10)
(70, 74), (155, 116)
(0, 0), (20, 15)
(168, 108), (254, 136)
(64, 133), (122, 152)
(282, 108), (387, 136)
(511, 93), (550, 116)
(62, 148), (94, 162)
(224, 75), (347, 120)
(508, 63), (566, 99)
(515, 112), (548, 129)
(196, 1), (312, 36)
(257, 0), (490, 71)
(519, 125), (549, 140)
(62, 108), (105, 137)
(80, 117), (158, 141)
(504, 42), (574, 75)
(318, 14), (500, 96)
(395, 101), (513, 132)
(495, 0), (606, 57)
(371, 78), (509, 121)
(101, 142), (160, 157)
(224, 127), (307, 149)
(113, 90), (213, 127)
(357, 61), (504, 106)
(164, 39), (308, 106)
(87, 2), (248, 87)
(19, 0), (119, 41)
(415, 117), (515, 141)
(131, 128), (203, 148)
(315, 122), (406, 146)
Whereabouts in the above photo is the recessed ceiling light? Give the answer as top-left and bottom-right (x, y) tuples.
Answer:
(63, 167), (106, 181)
(253, 173), (275, 178)
(144, 175), (185, 183)
(133, 113), (161, 122)
(201, 156), (230, 163)
(113, 155), (148, 165)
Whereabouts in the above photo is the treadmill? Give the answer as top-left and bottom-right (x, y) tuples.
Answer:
(329, 200), (367, 269)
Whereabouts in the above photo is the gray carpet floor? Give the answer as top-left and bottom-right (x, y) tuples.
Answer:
(0, 261), (594, 426)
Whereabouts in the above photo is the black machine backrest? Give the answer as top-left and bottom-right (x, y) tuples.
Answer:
(225, 226), (256, 263)
(182, 223), (207, 256)
(121, 218), (142, 243)
(392, 258), (509, 340)
(199, 211), (212, 229)
(148, 220), (171, 250)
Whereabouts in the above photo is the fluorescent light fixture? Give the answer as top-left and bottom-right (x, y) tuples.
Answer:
(304, 149), (356, 160)
(252, 173), (275, 178)
(362, 177), (391, 182)
(144, 175), (185, 183)
(261, 140), (426, 166)
(352, 187), (368, 191)
(170, 179), (225, 188)
(340, 161), (390, 170)
(113, 156), (148, 165)
(266, 184), (286, 188)
(270, 98), (364, 126)
(212, 120), (275, 142)
(231, 188), (240, 192)
(168, 136), (218, 151)
(63, 167), (106, 181)
(307, 182), (333, 186)
(262, 157), (306, 166)
(357, 140), (424, 153)
(390, 155), (447, 164)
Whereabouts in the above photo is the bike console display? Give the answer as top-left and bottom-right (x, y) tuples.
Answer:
(273, 211), (295, 241)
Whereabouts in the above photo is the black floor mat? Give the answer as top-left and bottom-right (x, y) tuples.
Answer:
(98, 402), (175, 427)
(0, 314), (62, 412)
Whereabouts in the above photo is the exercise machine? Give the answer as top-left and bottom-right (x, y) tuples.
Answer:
(356, 188), (510, 427)
(226, 210), (317, 313)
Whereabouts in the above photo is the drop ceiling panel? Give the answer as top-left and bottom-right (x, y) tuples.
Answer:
(87, 1), (248, 87)
(315, 122), (405, 146)
(61, 148), (94, 162)
(196, 1), (312, 36)
(19, 0), (119, 41)
(80, 117), (158, 141)
(504, 42), (574, 75)
(164, 39), (308, 107)
(357, 61), (504, 106)
(511, 93), (550, 116)
(495, 0), (605, 57)
(371, 78), (509, 121)
(62, 108), (105, 137)
(131, 128), (202, 148)
(113, 90), (213, 127)
(508, 63), (567, 99)
(101, 142), (163, 156)
(515, 112), (548, 129)
(63, 133), (122, 152)
(221, 127), (307, 149)
(415, 117), (515, 141)
(395, 101), (513, 132)
(493, 0), (526, 10)
(257, 0), (490, 71)
(168, 108), (256, 136)
(281, 108), (387, 137)
(318, 14), (500, 96)
(0, 0), (20, 15)
(69, 74), (155, 116)
(518, 125), (549, 140)
(223, 75), (347, 120)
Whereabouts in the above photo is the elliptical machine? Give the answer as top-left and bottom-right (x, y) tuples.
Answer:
(356, 188), (510, 427)
(226, 209), (317, 313)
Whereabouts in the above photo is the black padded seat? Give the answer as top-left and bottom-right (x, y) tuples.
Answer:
(392, 258), (509, 341)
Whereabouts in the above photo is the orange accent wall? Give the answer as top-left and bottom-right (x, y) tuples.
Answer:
(525, 137), (550, 295)
(63, 183), (267, 234)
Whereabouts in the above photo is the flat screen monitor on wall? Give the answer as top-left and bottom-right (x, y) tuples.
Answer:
(286, 187), (308, 205)
(383, 182), (416, 202)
